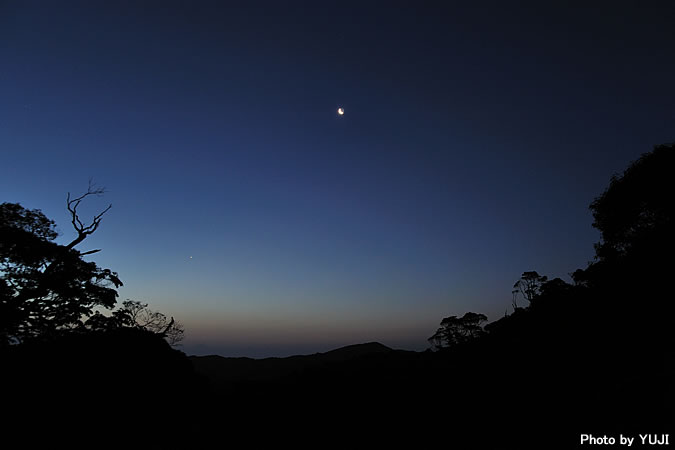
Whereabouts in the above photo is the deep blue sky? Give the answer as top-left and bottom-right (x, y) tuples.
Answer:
(1, 1), (674, 357)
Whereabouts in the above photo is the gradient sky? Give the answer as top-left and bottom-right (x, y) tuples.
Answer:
(1, 1), (674, 357)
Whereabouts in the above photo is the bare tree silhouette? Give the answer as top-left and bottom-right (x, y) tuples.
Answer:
(65, 179), (112, 253)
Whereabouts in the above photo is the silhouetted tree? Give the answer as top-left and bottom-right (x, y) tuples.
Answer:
(421, 143), (675, 441)
(0, 183), (121, 345)
(572, 143), (675, 350)
(511, 271), (547, 309)
(536, 277), (573, 303)
(572, 144), (674, 296)
(590, 143), (674, 261)
(86, 300), (185, 345)
(428, 312), (487, 350)
(2, 185), (200, 441)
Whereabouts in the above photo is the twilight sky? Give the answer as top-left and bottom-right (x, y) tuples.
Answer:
(1, 1), (674, 357)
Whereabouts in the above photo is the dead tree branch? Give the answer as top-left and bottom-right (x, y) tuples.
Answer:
(66, 180), (112, 250)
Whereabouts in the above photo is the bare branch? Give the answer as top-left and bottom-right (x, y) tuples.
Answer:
(66, 181), (112, 249)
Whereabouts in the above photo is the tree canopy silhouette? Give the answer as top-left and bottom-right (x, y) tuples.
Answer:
(428, 312), (487, 350)
(0, 185), (121, 345)
(86, 300), (185, 345)
(571, 142), (675, 353)
(590, 143), (674, 261)
(1, 184), (186, 347)
(2, 185), (199, 442)
(511, 271), (548, 309)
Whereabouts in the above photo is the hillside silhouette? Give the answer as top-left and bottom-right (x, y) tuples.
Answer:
(169, 143), (675, 446)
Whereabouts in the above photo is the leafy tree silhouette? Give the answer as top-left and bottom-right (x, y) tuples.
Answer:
(589, 143), (674, 261)
(428, 312), (487, 350)
(0, 183), (121, 345)
(511, 271), (547, 309)
(1, 182), (185, 347)
(86, 300), (185, 345)
(572, 142), (675, 358)
(479, 143), (675, 438)
(2, 184), (200, 441)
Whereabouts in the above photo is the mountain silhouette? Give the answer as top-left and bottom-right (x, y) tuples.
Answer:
(190, 342), (394, 389)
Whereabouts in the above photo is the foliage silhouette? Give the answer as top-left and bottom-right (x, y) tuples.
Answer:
(428, 312), (487, 349)
(0, 195), (121, 345)
(511, 270), (547, 309)
(572, 143), (675, 346)
(1, 184), (199, 442)
(421, 143), (674, 444)
(590, 143), (674, 261)
(86, 300), (185, 345)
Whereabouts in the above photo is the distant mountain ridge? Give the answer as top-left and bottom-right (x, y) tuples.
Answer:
(190, 342), (394, 388)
